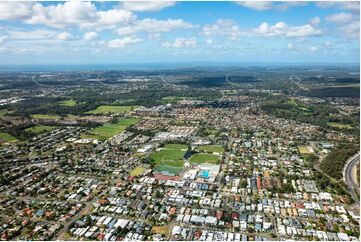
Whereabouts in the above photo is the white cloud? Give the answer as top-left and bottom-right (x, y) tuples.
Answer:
(84, 32), (98, 41)
(341, 21), (360, 38)
(316, 2), (360, 12)
(116, 18), (193, 36)
(325, 12), (359, 38)
(287, 43), (293, 49)
(55, 31), (74, 41)
(309, 16), (320, 26)
(161, 37), (197, 48)
(203, 18), (322, 39)
(234, 1), (273, 10)
(0, 1), (135, 30)
(9, 29), (58, 40)
(0, 2), (35, 20)
(326, 12), (354, 23)
(108, 37), (143, 48)
(122, 1), (176, 12)
(235, 1), (307, 11)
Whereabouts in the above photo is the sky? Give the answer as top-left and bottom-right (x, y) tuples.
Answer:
(0, 1), (359, 65)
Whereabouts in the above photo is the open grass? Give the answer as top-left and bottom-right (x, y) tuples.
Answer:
(86, 105), (142, 114)
(189, 153), (220, 164)
(150, 143), (187, 175)
(58, 99), (77, 107)
(25, 125), (57, 134)
(31, 114), (61, 119)
(196, 145), (224, 153)
(151, 226), (169, 235)
(298, 145), (314, 155)
(86, 118), (139, 141)
(130, 166), (146, 176)
(327, 122), (353, 129)
(0, 132), (16, 142)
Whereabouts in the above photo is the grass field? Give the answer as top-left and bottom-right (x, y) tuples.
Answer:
(189, 153), (220, 164)
(327, 122), (353, 129)
(86, 118), (139, 141)
(32, 114), (61, 119)
(196, 145), (224, 153)
(25, 125), (57, 134)
(86, 105), (142, 114)
(298, 145), (314, 155)
(150, 143), (187, 175)
(151, 226), (169, 235)
(58, 99), (77, 107)
(130, 166), (146, 176)
(0, 132), (16, 142)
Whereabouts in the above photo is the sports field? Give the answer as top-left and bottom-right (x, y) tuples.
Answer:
(130, 166), (146, 176)
(86, 105), (142, 114)
(25, 125), (57, 134)
(150, 143), (187, 175)
(196, 145), (224, 153)
(189, 153), (220, 164)
(0, 132), (16, 142)
(86, 118), (139, 141)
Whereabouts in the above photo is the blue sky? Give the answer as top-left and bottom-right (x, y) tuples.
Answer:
(0, 1), (359, 64)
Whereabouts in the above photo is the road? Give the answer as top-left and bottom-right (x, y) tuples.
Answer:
(344, 153), (360, 205)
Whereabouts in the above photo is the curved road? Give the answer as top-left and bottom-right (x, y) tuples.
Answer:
(344, 153), (360, 205)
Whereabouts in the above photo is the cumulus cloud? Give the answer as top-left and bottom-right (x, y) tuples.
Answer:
(9, 29), (58, 40)
(116, 18), (193, 36)
(235, 1), (307, 11)
(83, 32), (97, 41)
(161, 37), (197, 48)
(0, 1), (35, 20)
(122, 1), (176, 12)
(326, 12), (359, 38)
(316, 2), (360, 12)
(326, 12), (354, 24)
(0, 1), (135, 30)
(108, 37), (143, 48)
(55, 31), (74, 41)
(203, 18), (322, 39)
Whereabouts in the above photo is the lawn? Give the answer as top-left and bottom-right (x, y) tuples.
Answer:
(58, 99), (77, 107)
(327, 122), (353, 129)
(189, 153), (220, 164)
(32, 114), (61, 119)
(86, 118), (139, 141)
(150, 143), (187, 175)
(298, 145), (314, 155)
(130, 166), (146, 176)
(0, 132), (16, 142)
(25, 125), (57, 134)
(86, 105), (142, 114)
(196, 145), (224, 153)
